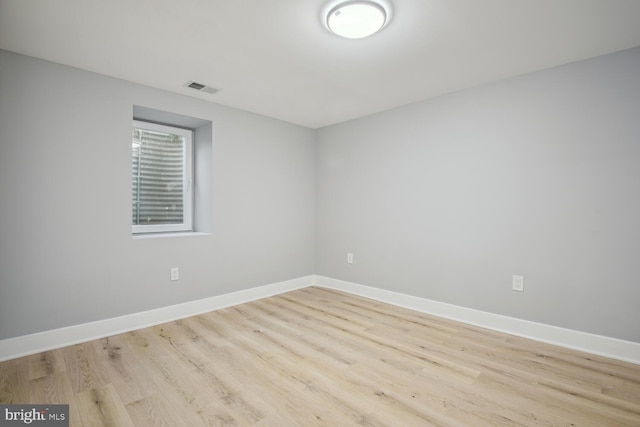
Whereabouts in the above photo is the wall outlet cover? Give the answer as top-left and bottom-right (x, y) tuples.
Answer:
(512, 275), (524, 292)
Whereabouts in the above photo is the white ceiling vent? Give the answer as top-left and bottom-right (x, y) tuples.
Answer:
(184, 80), (219, 94)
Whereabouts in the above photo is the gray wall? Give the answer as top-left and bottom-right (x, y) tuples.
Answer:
(316, 47), (640, 343)
(2, 46), (639, 344)
(0, 49), (316, 340)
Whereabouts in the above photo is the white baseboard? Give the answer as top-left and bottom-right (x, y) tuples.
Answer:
(0, 275), (313, 362)
(314, 275), (640, 365)
(3, 274), (638, 365)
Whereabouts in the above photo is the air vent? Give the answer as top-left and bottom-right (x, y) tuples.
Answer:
(184, 80), (219, 94)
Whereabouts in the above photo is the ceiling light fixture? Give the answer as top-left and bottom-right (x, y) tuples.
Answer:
(325, 0), (390, 39)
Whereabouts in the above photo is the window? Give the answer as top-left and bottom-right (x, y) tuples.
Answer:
(131, 120), (193, 234)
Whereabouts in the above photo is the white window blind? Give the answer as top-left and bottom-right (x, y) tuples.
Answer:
(132, 120), (193, 234)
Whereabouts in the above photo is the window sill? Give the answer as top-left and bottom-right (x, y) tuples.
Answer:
(132, 232), (210, 240)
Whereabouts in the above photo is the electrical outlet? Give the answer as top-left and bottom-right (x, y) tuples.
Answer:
(512, 275), (524, 292)
(347, 253), (354, 264)
(171, 267), (179, 281)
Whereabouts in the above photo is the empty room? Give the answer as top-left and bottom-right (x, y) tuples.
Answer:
(1, 0), (640, 425)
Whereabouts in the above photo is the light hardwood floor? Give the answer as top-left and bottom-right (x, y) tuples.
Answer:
(1, 286), (639, 426)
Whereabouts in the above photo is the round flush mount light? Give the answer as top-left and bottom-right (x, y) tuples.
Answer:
(325, 0), (391, 39)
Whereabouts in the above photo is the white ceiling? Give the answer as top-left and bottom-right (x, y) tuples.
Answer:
(2, 0), (640, 129)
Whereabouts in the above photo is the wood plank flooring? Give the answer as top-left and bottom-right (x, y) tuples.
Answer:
(1, 286), (639, 426)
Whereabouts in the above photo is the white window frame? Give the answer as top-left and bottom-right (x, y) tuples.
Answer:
(132, 120), (194, 234)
